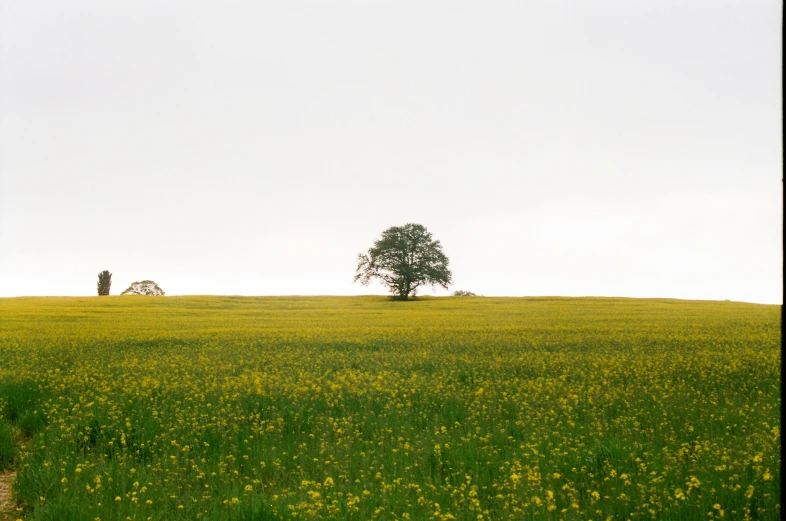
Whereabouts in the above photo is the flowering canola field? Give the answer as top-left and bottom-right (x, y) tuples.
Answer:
(0, 296), (780, 521)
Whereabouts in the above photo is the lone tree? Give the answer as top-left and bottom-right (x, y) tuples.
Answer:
(354, 223), (452, 300)
(121, 280), (165, 296)
(97, 270), (112, 296)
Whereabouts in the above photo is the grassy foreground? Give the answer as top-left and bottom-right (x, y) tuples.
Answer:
(0, 296), (780, 520)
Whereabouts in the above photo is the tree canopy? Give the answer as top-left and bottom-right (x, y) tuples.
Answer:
(354, 223), (452, 300)
(97, 270), (112, 296)
(121, 280), (165, 296)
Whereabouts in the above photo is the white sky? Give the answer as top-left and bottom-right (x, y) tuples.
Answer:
(0, 1), (782, 304)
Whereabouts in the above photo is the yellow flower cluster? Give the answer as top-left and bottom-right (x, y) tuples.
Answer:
(0, 295), (780, 520)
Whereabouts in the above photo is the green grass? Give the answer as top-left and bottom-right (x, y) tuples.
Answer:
(0, 420), (18, 470)
(0, 296), (780, 520)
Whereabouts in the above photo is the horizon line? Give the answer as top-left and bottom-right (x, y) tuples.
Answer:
(0, 294), (780, 305)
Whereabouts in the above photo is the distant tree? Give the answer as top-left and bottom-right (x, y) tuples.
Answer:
(121, 280), (165, 296)
(97, 270), (112, 296)
(452, 290), (477, 297)
(354, 223), (452, 300)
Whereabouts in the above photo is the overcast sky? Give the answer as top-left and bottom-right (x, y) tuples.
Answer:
(0, 1), (781, 303)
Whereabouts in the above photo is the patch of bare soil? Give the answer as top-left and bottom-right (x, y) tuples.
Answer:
(0, 471), (16, 521)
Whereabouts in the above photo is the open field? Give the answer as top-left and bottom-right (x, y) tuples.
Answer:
(0, 296), (780, 520)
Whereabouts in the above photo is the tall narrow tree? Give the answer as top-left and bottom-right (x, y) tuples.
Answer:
(97, 270), (112, 296)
